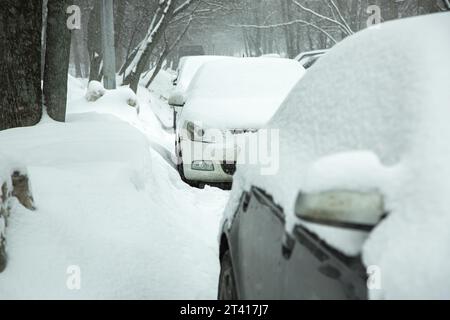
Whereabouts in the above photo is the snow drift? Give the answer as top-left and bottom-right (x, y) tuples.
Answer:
(0, 76), (229, 299)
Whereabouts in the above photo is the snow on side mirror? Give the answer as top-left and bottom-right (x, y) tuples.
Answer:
(168, 92), (186, 107)
(295, 191), (385, 232)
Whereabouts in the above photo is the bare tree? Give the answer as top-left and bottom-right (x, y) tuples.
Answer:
(43, 0), (72, 122)
(121, 0), (199, 93)
(146, 16), (194, 88)
(0, 1), (43, 130)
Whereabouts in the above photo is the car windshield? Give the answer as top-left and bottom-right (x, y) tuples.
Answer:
(187, 58), (303, 100)
(180, 58), (306, 129)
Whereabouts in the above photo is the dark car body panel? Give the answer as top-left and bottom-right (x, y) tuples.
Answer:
(221, 187), (368, 300)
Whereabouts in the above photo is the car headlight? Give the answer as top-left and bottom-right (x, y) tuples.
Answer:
(186, 122), (225, 143)
(186, 122), (205, 142)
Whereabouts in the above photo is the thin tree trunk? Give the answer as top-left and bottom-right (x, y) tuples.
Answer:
(72, 31), (83, 78)
(280, 0), (295, 58)
(43, 0), (71, 122)
(0, 0), (43, 130)
(42, 0), (48, 81)
(146, 19), (192, 88)
(115, 0), (127, 71)
(88, 1), (103, 82)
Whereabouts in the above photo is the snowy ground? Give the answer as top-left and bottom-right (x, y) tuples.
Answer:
(0, 72), (229, 299)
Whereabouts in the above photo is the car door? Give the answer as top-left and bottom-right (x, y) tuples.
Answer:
(281, 225), (368, 299)
(233, 187), (286, 299)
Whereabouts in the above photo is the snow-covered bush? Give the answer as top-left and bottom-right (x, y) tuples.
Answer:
(85, 80), (106, 102)
(85, 80), (138, 109)
(122, 87), (138, 108)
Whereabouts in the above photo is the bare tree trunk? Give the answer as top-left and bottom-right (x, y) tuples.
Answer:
(267, 28), (274, 53)
(72, 31), (84, 78)
(88, 1), (103, 82)
(115, 0), (127, 71)
(252, 3), (263, 56)
(242, 28), (251, 57)
(280, 0), (296, 58)
(0, 0), (43, 130)
(43, 0), (71, 122)
(42, 0), (48, 81)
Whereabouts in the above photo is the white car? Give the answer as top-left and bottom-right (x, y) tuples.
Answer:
(174, 58), (306, 187)
(169, 56), (227, 129)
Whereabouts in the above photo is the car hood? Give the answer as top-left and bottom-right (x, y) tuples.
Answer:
(179, 97), (286, 130)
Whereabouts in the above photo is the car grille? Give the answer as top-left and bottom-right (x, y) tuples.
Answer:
(229, 129), (258, 135)
(221, 162), (237, 175)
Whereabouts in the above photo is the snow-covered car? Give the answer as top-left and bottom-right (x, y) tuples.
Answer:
(175, 58), (305, 187)
(294, 49), (329, 69)
(218, 13), (450, 300)
(169, 56), (227, 129)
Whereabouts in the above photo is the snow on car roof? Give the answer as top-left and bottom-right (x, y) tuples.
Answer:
(181, 58), (305, 129)
(226, 13), (450, 299)
(175, 55), (229, 95)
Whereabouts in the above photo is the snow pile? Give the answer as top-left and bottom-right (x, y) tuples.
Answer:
(260, 53), (282, 58)
(142, 68), (176, 101)
(0, 76), (229, 299)
(67, 75), (87, 102)
(141, 69), (178, 129)
(85, 81), (106, 102)
(226, 13), (450, 299)
(85, 81), (138, 108)
(181, 58), (306, 129)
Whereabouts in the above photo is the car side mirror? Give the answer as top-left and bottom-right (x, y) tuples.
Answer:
(295, 190), (385, 232)
(168, 92), (186, 107)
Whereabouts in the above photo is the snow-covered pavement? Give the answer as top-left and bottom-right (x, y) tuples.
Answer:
(0, 73), (230, 299)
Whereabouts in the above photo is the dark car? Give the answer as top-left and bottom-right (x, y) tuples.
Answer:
(294, 49), (328, 69)
(218, 187), (380, 300)
(218, 13), (450, 300)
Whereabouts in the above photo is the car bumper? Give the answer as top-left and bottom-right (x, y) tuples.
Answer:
(180, 140), (238, 183)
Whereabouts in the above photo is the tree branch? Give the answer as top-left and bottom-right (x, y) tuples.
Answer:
(292, 0), (353, 36)
(231, 20), (338, 44)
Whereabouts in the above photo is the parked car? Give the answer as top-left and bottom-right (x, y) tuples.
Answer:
(294, 49), (329, 69)
(218, 13), (450, 300)
(169, 56), (227, 130)
(174, 58), (305, 187)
